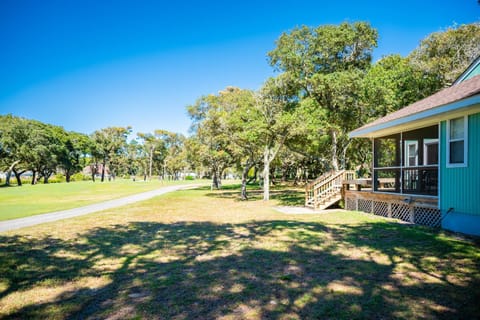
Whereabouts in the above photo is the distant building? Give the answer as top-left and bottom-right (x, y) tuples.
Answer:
(82, 163), (110, 177)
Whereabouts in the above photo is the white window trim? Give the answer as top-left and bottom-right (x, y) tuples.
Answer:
(404, 140), (418, 167)
(446, 115), (468, 168)
(423, 139), (439, 166)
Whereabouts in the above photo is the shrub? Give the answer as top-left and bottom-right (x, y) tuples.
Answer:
(70, 172), (91, 182)
(20, 177), (31, 185)
(48, 174), (66, 183)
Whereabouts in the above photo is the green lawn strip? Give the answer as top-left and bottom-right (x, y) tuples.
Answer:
(0, 186), (479, 319)
(0, 179), (203, 221)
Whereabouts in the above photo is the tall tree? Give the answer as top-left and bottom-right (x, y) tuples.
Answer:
(217, 87), (260, 200)
(409, 22), (480, 87)
(184, 136), (204, 179)
(91, 126), (131, 182)
(187, 94), (236, 189)
(137, 131), (168, 180)
(124, 139), (142, 181)
(137, 133), (156, 180)
(57, 131), (91, 182)
(256, 76), (299, 200)
(27, 122), (63, 184)
(155, 130), (187, 180)
(268, 22), (378, 171)
(0, 115), (30, 185)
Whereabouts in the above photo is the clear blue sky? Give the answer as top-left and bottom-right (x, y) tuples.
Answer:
(1, 0), (479, 136)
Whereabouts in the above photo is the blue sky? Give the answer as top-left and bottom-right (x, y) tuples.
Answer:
(1, 0), (479, 136)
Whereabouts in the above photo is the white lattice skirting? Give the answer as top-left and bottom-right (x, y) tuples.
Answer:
(345, 194), (441, 228)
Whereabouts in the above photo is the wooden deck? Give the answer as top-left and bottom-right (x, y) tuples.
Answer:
(342, 178), (396, 191)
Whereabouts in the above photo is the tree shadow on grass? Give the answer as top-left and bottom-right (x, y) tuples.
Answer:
(205, 184), (305, 206)
(194, 183), (246, 191)
(0, 219), (479, 319)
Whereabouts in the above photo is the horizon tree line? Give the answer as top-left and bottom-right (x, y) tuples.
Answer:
(1, 22), (479, 201)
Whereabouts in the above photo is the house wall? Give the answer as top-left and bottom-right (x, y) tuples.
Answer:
(440, 111), (480, 236)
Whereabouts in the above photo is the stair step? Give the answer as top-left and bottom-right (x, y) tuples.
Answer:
(306, 170), (357, 210)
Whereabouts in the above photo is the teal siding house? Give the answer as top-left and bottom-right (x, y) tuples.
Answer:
(349, 60), (480, 236)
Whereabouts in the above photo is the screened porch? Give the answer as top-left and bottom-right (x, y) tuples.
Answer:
(373, 124), (439, 197)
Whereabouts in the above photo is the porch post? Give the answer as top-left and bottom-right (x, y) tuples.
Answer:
(399, 132), (403, 194)
(371, 138), (375, 192)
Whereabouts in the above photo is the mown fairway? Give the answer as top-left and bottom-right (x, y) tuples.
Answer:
(0, 185), (479, 319)
(0, 179), (201, 221)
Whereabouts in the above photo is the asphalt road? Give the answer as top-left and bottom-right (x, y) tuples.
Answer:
(0, 184), (202, 233)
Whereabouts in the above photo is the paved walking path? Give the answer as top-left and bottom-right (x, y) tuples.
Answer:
(0, 184), (203, 233)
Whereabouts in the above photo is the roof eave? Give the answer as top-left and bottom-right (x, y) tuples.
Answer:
(350, 94), (480, 138)
(453, 56), (480, 85)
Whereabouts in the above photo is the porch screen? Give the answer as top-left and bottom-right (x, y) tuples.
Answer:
(373, 125), (438, 196)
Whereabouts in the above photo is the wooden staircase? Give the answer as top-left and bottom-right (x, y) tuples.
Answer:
(305, 170), (356, 210)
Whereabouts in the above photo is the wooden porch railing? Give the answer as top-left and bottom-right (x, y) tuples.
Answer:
(305, 170), (356, 209)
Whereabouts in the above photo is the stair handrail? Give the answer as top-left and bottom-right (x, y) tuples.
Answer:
(305, 170), (356, 208)
(305, 170), (336, 190)
(305, 170), (344, 207)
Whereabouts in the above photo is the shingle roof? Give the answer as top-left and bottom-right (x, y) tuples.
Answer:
(350, 74), (480, 136)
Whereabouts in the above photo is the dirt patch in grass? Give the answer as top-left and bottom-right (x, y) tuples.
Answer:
(0, 186), (479, 319)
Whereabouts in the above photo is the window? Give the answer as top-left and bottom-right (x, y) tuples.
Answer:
(447, 116), (468, 166)
(405, 141), (418, 167)
(424, 139), (438, 165)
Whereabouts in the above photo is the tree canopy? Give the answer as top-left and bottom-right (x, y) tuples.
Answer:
(2, 21), (479, 200)
(409, 22), (480, 86)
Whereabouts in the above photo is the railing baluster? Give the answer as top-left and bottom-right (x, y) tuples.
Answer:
(305, 170), (356, 209)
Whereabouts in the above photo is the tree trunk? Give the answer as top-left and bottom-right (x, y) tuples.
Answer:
(241, 160), (254, 200)
(5, 160), (20, 186)
(340, 138), (352, 170)
(270, 165), (276, 185)
(15, 173), (22, 186)
(13, 168), (24, 186)
(263, 147), (271, 201)
(5, 171), (11, 186)
(31, 170), (37, 185)
(148, 146), (154, 180)
(42, 169), (53, 184)
(281, 164), (288, 182)
(101, 159), (106, 182)
(331, 129), (339, 171)
(211, 166), (220, 190)
(293, 167), (301, 186)
(90, 163), (96, 182)
(217, 168), (223, 188)
(66, 171), (71, 183)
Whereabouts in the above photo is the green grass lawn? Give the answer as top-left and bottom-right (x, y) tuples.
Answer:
(0, 179), (203, 221)
(0, 185), (479, 319)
